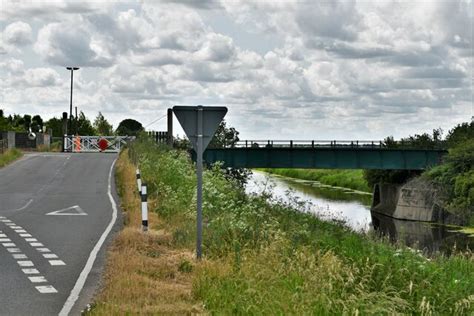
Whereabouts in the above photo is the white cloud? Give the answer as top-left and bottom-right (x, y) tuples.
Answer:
(3, 21), (33, 46)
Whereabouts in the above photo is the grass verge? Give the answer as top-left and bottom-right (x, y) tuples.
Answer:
(87, 149), (201, 314)
(91, 138), (474, 314)
(0, 148), (22, 168)
(260, 168), (371, 192)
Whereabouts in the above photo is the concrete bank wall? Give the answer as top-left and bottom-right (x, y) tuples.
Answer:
(371, 179), (458, 224)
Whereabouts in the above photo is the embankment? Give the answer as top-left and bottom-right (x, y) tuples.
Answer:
(0, 149), (22, 168)
(90, 138), (474, 314)
(260, 168), (371, 192)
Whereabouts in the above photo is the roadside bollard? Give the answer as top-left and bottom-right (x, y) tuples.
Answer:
(141, 183), (148, 232)
(136, 169), (141, 193)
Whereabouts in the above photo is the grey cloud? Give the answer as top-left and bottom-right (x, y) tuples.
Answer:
(296, 1), (361, 42)
(161, 0), (222, 10)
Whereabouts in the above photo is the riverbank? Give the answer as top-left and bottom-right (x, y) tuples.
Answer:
(260, 168), (371, 192)
(0, 149), (22, 168)
(90, 139), (474, 314)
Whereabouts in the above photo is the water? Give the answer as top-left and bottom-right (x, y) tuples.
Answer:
(246, 171), (473, 255)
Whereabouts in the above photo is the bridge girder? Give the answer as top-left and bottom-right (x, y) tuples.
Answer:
(198, 147), (447, 170)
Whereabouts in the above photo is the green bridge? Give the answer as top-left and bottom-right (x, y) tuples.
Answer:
(197, 140), (447, 170)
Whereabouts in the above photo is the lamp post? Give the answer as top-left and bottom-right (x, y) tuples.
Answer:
(66, 67), (79, 135)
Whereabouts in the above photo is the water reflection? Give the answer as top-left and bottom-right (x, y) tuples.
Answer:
(246, 171), (473, 255)
(372, 212), (473, 255)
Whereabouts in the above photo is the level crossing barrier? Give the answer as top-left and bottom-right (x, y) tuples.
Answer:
(63, 135), (133, 153)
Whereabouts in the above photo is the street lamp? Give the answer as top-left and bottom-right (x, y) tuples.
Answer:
(66, 67), (79, 135)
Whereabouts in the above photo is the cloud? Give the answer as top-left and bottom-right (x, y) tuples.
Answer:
(34, 20), (114, 67)
(3, 21), (33, 46)
(1, 0), (472, 139)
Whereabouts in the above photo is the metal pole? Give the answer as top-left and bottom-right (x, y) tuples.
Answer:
(167, 108), (173, 146)
(75, 106), (78, 135)
(69, 69), (73, 135)
(196, 106), (203, 259)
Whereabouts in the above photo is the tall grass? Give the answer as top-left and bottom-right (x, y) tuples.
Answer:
(0, 148), (22, 168)
(261, 168), (371, 192)
(115, 138), (474, 314)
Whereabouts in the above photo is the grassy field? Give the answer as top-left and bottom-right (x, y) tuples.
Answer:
(0, 149), (22, 168)
(261, 168), (371, 192)
(90, 138), (474, 315)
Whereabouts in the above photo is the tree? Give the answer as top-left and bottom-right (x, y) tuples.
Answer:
(116, 119), (143, 136)
(45, 117), (64, 137)
(209, 121), (240, 148)
(76, 111), (96, 136)
(93, 112), (113, 135)
(209, 120), (251, 186)
(31, 115), (43, 133)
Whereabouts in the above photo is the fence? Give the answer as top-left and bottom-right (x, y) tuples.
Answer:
(0, 139), (7, 154)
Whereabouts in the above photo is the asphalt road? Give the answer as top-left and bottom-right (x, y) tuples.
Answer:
(0, 153), (121, 315)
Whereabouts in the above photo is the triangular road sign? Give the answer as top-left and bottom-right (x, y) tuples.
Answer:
(46, 205), (87, 216)
(173, 105), (227, 151)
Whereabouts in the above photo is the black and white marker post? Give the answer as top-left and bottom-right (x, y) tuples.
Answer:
(141, 183), (148, 231)
(136, 168), (141, 193)
(173, 105), (227, 259)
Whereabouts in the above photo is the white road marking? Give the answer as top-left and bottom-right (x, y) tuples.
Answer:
(46, 205), (87, 216)
(43, 254), (58, 259)
(15, 229), (27, 233)
(37, 248), (50, 253)
(0, 234), (6, 237)
(25, 238), (37, 242)
(7, 248), (20, 253)
(20, 234), (32, 237)
(2, 243), (16, 247)
(0, 219), (12, 222)
(49, 260), (66, 266)
(59, 158), (118, 316)
(36, 285), (58, 294)
(29, 276), (47, 283)
(5, 223), (15, 226)
(0, 238), (11, 242)
(17, 261), (34, 267)
(22, 269), (39, 274)
(11, 226), (22, 229)
(30, 242), (44, 247)
(13, 254), (27, 259)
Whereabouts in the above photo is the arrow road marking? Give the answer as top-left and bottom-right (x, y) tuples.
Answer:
(46, 205), (87, 216)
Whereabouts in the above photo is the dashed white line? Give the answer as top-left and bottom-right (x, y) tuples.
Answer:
(2, 243), (16, 247)
(29, 276), (47, 283)
(7, 248), (20, 253)
(0, 238), (11, 242)
(43, 254), (58, 259)
(14, 229), (27, 233)
(13, 254), (28, 259)
(19, 233), (32, 237)
(17, 261), (34, 267)
(49, 260), (66, 266)
(25, 238), (37, 242)
(22, 269), (39, 274)
(36, 285), (58, 294)
(37, 248), (50, 253)
(30, 242), (44, 247)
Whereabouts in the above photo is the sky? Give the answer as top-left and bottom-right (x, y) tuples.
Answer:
(0, 0), (472, 140)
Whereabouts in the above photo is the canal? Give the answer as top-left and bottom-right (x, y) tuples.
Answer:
(246, 171), (473, 256)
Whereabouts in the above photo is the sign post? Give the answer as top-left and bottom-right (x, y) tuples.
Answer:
(173, 105), (227, 259)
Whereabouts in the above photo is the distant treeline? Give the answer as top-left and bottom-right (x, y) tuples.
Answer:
(0, 109), (144, 137)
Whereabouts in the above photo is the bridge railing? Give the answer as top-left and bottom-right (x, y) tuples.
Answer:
(217, 140), (384, 149)
(213, 140), (447, 150)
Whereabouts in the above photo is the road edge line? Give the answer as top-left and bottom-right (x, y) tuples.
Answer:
(59, 158), (118, 316)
